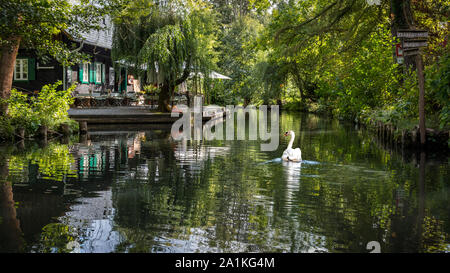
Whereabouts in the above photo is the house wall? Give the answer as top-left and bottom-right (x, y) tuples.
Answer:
(70, 43), (115, 95)
(12, 50), (64, 93)
(12, 35), (117, 95)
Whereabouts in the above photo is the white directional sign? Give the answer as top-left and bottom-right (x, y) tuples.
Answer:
(397, 30), (428, 39)
(403, 40), (428, 48)
(403, 49), (420, 56)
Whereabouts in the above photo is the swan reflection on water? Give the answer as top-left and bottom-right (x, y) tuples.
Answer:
(282, 160), (302, 209)
(259, 158), (320, 210)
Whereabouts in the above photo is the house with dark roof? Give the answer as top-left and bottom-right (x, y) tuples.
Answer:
(12, 17), (130, 96)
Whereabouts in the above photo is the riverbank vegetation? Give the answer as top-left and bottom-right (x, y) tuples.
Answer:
(0, 82), (78, 141)
(0, 0), (125, 141)
(110, 0), (448, 138)
(0, 0), (448, 147)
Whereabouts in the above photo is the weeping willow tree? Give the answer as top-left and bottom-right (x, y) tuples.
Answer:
(112, 0), (218, 112)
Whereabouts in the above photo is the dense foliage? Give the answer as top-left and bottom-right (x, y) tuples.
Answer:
(1, 0), (448, 138)
(253, 0), (449, 131)
(0, 0), (123, 65)
(0, 82), (76, 140)
(112, 0), (219, 111)
(0, 0), (125, 117)
(428, 52), (450, 129)
(177, 0), (448, 131)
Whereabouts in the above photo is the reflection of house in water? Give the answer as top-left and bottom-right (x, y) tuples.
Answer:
(71, 132), (147, 180)
(127, 133), (144, 159)
(173, 115), (230, 168)
(174, 139), (230, 168)
(50, 132), (148, 252)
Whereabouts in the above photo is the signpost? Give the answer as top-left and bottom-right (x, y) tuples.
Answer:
(395, 43), (404, 64)
(396, 29), (428, 146)
(397, 29), (428, 39)
(403, 40), (427, 48)
(402, 48), (420, 57)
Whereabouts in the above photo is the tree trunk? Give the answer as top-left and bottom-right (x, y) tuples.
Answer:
(158, 82), (173, 112)
(157, 60), (191, 112)
(186, 91), (191, 107)
(276, 99), (282, 108)
(157, 65), (191, 112)
(0, 37), (21, 116)
(0, 156), (24, 252)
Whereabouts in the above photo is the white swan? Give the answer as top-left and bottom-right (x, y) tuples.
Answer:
(282, 130), (302, 162)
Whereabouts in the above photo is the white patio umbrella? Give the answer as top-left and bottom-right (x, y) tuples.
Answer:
(209, 71), (232, 80)
(189, 71), (232, 80)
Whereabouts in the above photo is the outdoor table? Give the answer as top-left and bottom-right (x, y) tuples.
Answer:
(111, 96), (124, 106)
(92, 96), (107, 107)
(79, 96), (92, 108)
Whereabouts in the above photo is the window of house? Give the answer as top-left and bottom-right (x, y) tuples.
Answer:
(14, 59), (28, 80)
(109, 68), (114, 86)
(96, 63), (102, 84)
(83, 63), (89, 83)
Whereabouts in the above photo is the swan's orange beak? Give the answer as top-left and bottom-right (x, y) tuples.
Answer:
(284, 131), (289, 136)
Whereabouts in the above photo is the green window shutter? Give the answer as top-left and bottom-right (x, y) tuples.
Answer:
(94, 63), (97, 84)
(28, 58), (35, 81)
(102, 64), (106, 83)
(79, 157), (84, 171)
(79, 63), (83, 82)
(89, 63), (95, 83)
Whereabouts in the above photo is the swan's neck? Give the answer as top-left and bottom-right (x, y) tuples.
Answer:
(287, 132), (295, 149)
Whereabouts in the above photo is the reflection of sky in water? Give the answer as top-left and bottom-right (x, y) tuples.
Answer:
(60, 190), (122, 253)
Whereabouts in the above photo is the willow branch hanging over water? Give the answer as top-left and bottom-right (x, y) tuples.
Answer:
(111, 0), (218, 112)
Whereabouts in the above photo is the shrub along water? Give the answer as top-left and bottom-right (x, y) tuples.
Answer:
(0, 81), (78, 141)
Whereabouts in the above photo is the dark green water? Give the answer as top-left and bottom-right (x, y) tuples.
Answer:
(0, 112), (449, 253)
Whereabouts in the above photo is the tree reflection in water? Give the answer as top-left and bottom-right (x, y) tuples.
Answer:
(0, 112), (449, 253)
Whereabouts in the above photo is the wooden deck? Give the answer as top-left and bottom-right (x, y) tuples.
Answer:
(68, 106), (224, 124)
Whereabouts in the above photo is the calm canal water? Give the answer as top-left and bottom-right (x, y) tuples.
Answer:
(0, 112), (449, 253)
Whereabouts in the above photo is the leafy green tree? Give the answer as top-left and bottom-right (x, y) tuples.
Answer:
(316, 25), (402, 119)
(210, 0), (251, 24)
(217, 15), (264, 106)
(0, 0), (123, 115)
(260, 0), (448, 131)
(428, 52), (450, 129)
(112, 0), (219, 112)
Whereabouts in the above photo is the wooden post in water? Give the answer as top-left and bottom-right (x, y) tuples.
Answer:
(38, 125), (47, 139)
(417, 151), (426, 244)
(38, 125), (48, 146)
(80, 133), (88, 144)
